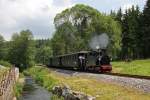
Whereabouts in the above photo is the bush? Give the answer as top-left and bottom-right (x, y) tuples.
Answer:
(0, 60), (12, 67)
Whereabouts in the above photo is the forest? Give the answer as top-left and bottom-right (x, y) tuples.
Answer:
(0, 0), (150, 70)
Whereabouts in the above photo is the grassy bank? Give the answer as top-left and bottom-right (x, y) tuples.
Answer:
(14, 73), (25, 99)
(26, 66), (150, 100)
(112, 59), (150, 76)
(24, 66), (58, 91)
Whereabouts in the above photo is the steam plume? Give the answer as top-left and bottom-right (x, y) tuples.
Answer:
(89, 33), (109, 50)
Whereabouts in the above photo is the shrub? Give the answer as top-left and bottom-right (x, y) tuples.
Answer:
(0, 60), (12, 67)
(14, 82), (24, 98)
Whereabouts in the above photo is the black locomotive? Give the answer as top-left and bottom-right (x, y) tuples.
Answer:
(47, 49), (112, 72)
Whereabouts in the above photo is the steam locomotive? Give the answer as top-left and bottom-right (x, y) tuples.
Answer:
(47, 49), (112, 72)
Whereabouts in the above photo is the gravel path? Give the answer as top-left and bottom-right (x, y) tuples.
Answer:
(20, 76), (51, 100)
(52, 68), (150, 93)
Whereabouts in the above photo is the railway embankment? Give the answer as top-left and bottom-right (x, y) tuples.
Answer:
(25, 66), (150, 100)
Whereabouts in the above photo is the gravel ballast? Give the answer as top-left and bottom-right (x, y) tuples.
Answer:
(52, 68), (150, 93)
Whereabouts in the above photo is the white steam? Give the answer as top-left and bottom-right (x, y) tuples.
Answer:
(89, 33), (109, 50)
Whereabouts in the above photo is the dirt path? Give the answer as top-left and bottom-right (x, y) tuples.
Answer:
(19, 76), (51, 100)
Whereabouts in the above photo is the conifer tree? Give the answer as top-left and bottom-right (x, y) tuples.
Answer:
(142, 0), (150, 58)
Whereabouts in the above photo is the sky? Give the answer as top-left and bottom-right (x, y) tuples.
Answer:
(0, 0), (147, 40)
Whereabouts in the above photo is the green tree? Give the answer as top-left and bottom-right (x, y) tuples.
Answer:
(142, 0), (150, 58)
(8, 30), (35, 70)
(113, 6), (141, 59)
(35, 39), (53, 64)
(35, 46), (53, 64)
(52, 4), (121, 57)
(0, 35), (5, 60)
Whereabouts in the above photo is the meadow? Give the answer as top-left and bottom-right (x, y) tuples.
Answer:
(112, 59), (150, 76)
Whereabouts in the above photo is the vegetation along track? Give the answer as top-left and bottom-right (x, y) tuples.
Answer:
(45, 66), (150, 80)
(48, 67), (150, 93)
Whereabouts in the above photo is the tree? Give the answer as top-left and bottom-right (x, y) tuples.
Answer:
(8, 30), (35, 70)
(52, 4), (121, 57)
(0, 35), (5, 60)
(35, 46), (53, 64)
(113, 6), (141, 59)
(142, 0), (150, 58)
(35, 39), (53, 64)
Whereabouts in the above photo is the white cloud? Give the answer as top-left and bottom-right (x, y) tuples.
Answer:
(0, 0), (74, 40)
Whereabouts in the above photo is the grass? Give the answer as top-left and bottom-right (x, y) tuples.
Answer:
(52, 72), (150, 100)
(51, 95), (64, 100)
(14, 73), (25, 99)
(112, 59), (150, 76)
(26, 66), (150, 100)
(24, 66), (58, 91)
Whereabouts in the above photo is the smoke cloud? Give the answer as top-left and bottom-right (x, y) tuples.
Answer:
(89, 33), (109, 50)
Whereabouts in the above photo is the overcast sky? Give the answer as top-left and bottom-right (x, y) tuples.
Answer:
(0, 0), (147, 40)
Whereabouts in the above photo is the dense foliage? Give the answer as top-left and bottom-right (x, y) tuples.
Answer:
(8, 30), (35, 70)
(0, 60), (12, 67)
(52, 4), (121, 57)
(111, 6), (141, 59)
(142, 0), (150, 58)
(35, 39), (53, 64)
(0, 35), (5, 60)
